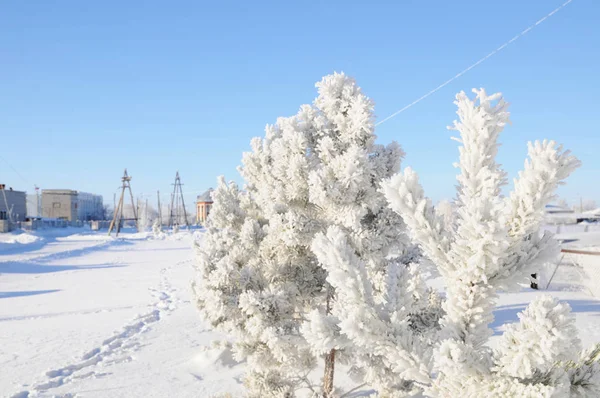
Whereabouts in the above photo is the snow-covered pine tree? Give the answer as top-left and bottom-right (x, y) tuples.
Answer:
(193, 72), (425, 397)
(152, 219), (164, 239)
(137, 200), (149, 232)
(314, 88), (600, 396)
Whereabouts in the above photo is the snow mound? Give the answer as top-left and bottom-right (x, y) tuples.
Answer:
(13, 234), (42, 244)
(0, 233), (42, 245)
(120, 232), (152, 241)
(193, 344), (240, 370)
(165, 231), (194, 242)
(0, 233), (44, 253)
(57, 234), (114, 242)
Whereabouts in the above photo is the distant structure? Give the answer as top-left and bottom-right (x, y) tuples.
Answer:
(544, 204), (574, 215)
(42, 189), (78, 221)
(77, 192), (104, 221)
(26, 194), (38, 217)
(196, 188), (214, 225)
(41, 190), (103, 221)
(168, 171), (189, 228)
(26, 185), (41, 218)
(0, 184), (27, 222)
(109, 169), (138, 236)
(544, 204), (600, 225)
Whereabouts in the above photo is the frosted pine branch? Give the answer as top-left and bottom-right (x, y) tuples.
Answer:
(495, 295), (581, 379)
(381, 88), (598, 396)
(382, 169), (451, 273)
(312, 226), (433, 391)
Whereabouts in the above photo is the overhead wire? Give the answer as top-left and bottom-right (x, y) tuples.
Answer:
(0, 154), (29, 184)
(375, 0), (575, 126)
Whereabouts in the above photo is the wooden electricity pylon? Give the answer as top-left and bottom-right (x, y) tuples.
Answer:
(108, 169), (138, 236)
(168, 171), (189, 228)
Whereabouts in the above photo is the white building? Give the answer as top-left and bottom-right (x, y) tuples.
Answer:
(26, 191), (42, 218)
(77, 192), (104, 221)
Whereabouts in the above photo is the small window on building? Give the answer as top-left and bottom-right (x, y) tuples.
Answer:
(53, 203), (61, 208)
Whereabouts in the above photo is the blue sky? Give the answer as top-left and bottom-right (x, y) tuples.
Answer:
(1, 0), (598, 209)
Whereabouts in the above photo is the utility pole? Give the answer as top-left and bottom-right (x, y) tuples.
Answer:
(168, 171), (189, 229)
(157, 190), (162, 227)
(34, 185), (40, 217)
(108, 169), (138, 236)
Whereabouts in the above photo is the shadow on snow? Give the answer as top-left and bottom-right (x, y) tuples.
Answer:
(0, 262), (126, 275)
(0, 238), (132, 275)
(0, 229), (105, 256)
(492, 299), (600, 335)
(0, 289), (62, 299)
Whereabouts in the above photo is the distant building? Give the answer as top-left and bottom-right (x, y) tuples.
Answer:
(26, 194), (39, 217)
(544, 204), (574, 215)
(77, 192), (104, 221)
(196, 188), (214, 225)
(26, 187), (42, 218)
(544, 204), (600, 224)
(42, 190), (78, 221)
(41, 190), (104, 221)
(0, 184), (27, 222)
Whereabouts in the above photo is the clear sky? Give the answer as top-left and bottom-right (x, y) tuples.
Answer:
(1, 0), (598, 210)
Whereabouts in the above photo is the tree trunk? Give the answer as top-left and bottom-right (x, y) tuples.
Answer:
(531, 273), (538, 289)
(323, 284), (336, 397)
(323, 348), (336, 397)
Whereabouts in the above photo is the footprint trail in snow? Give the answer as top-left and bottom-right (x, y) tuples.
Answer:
(12, 265), (180, 397)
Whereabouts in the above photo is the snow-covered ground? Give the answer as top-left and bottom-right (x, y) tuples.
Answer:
(1, 229), (245, 398)
(2, 227), (600, 397)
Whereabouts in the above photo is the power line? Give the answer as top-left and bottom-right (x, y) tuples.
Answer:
(0, 154), (29, 184)
(376, 0), (575, 126)
(139, 189), (210, 198)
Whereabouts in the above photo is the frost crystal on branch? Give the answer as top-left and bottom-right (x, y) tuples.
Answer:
(495, 295), (580, 379)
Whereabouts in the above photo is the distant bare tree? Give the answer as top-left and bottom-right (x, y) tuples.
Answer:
(102, 205), (113, 220)
(556, 198), (569, 209)
(573, 199), (597, 213)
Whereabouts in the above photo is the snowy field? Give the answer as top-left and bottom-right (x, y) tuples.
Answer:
(2, 227), (600, 397)
(1, 229), (245, 398)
